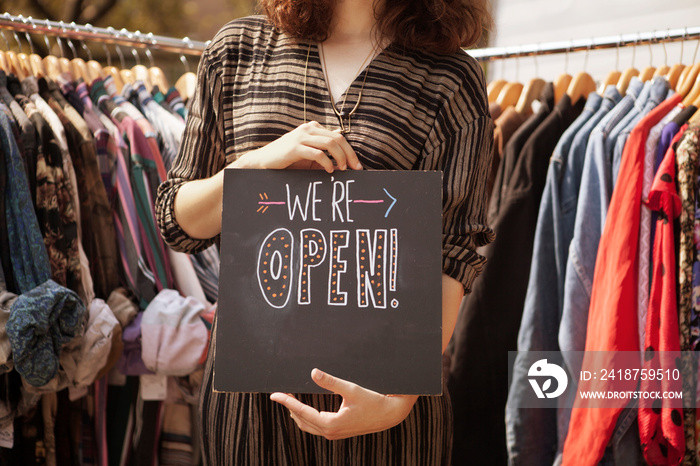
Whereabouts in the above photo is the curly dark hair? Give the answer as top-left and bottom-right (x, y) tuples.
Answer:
(258, 0), (493, 54)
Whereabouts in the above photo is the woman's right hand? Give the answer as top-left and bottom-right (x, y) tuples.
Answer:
(233, 121), (363, 173)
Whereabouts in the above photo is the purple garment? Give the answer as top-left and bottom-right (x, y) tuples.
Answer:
(115, 312), (153, 375)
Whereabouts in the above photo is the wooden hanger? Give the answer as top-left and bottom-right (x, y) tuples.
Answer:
(5, 50), (26, 79)
(58, 56), (72, 75)
(639, 39), (655, 82)
(175, 71), (196, 101)
(666, 63), (685, 91)
(36, 21), (62, 80)
(71, 57), (91, 82)
(61, 32), (90, 82)
(5, 31), (31, 79)
(103, 66), (123, 92)
(132, 64), (152, 90)
(99, 39), (125, 91)
(653, 64), (670, 77)
(120, 68), (135, 85)
(679, 63), (700, 100)
(677, 65), (693, 91)
(598, 70), (621, 95)
(690, 79), (700, 121)
(554, 73), (572, 104)
(616, 67), (639, 95)
(0, 51), (9, 73)
(487, 79), (507, 103)
(75, 36), (101, 83)
(616, 37), (641, 95)
(496, 81), (523, 109)
(515, 77), (546, 114)
(568, 71), (596, 105)
(682, 66), (700, 107)
(175, 52), (197, 101)
(18, 52), (33, 78)
(30, 53), (47, 77)
(149, 66), (169, 92)
(639, 66), (655, 82)
(86, 59), (102, 83)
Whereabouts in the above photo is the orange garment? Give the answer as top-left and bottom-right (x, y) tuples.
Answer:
(561, 93), (683, 465)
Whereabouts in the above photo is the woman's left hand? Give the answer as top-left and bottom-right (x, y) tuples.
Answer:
(270, 368), (419, 440)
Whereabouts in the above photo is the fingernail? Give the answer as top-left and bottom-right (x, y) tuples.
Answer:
(354, 162), (363, 170)
(312, 368), (323, 380)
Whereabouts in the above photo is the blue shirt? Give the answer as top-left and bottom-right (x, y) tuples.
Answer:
(506, 91), (602, 466)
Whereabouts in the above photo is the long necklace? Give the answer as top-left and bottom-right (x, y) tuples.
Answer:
(303, 41), (377, 134)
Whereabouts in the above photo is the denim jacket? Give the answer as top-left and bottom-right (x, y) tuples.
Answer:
(506, 92), (602, 466)
(558, 79), (642, 373)
(556, 81), (647, 464)
(611, 78), (670, 186)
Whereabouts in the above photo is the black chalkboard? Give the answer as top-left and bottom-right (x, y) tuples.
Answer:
(214, 169), (443, 395)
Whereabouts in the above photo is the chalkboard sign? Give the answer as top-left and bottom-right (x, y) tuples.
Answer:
(214, 169), (443, 395)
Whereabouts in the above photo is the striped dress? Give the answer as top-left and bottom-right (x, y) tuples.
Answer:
(156, 15), (494, 466)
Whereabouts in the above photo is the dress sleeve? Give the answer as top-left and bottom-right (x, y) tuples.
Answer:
(418, 68), (495, 293)
(155, 47), (227, 254)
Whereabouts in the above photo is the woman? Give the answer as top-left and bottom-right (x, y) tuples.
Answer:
(155, 0), (494, 463)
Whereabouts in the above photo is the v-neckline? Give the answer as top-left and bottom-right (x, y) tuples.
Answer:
(312, 41), (391, 109)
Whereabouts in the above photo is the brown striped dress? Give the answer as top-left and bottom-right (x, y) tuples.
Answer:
(156, 15), (494, 466)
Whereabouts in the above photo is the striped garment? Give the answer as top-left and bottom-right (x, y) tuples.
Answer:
(156, 15), (494, 466)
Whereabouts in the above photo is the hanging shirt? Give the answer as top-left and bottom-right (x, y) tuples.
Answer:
(164, 87), (187, 120)
(506, 91), (601, 466)
(129, 81), (185, 171)
(639, 105), (683, 355)
(488, 84), (556, 219)
(638, 123), (686, 466)
(674, 122), (700, 466)
(151, 85), (177, 117)
(45, 77), (120, 300)
(449, 84), (582, 466)
(75, 79), (118, 199)
(106, 78), (175, 293)
(559, 79), (643, 377)
(561, 92), (683, 466)
(17, 78), (85, 301)
(37, 77), (97, 304)
(611, 77), (670, 187)
(0, 110), (52, 293)
(107, 79), (168, 183)
(487, 106), (530, 201)
(0, 71), (36, 202)
(90, 78), (159, 306)
(23, 98), (76, 293)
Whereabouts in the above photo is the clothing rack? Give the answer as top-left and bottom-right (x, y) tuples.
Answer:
(0, 12), (208, 56)
(1, 12), (699, 62)
(471, 26), (700, 61)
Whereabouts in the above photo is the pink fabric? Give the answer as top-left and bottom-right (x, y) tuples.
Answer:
(141, 289), (208, 376)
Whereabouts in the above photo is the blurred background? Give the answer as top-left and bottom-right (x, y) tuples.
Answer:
(1, 0), (257, 84)
(2, 0), (700, 96)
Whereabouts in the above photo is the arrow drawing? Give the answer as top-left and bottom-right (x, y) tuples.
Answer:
(255, 188), (397, 217)
(257, 192), (286, 213)
(353, 188), (397, 218)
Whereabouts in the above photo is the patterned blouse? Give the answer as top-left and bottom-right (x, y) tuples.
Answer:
(156, 15), (495, 292)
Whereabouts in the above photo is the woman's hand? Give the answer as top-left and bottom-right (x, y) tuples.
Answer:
(270, 369), (418, 440)
(235, 121), (363, 173)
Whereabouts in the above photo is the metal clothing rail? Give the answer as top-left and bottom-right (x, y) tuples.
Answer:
(469, 26), (700, 61)
(0, 12), (699, 61)
(0, 12), (208, 56)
